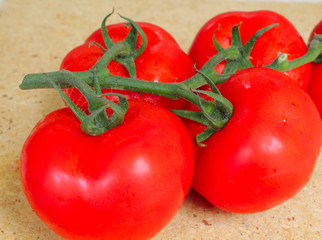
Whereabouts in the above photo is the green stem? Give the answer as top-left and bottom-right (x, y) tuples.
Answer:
(20, 34), (321, 120)
(20, 43), (237, 133)
(182, 46), (240, 89)
(20, 45), (240, 103)
(20, 41), (130, 90)
(266, 34), (322, 70)
(91, 41), (131, 72)
(20, 34), (322, 109)
(266, 43), (321, 72)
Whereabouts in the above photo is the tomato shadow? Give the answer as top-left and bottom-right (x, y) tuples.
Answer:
(184, 188), (234, 217)
(0, 158), (62, 239)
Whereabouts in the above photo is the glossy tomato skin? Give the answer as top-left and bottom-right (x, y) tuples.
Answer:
(185, 68), (321, 213)
(189, 10), (311, 89)
(307, 20), (322, 117)
(20, 101), (194, 240)
(60, 22), (195, 110)
(307, 63), (322, 117)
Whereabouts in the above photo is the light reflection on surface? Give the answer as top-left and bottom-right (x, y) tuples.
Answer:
(133, 157), (150, 176)
(261, 135), (283, 154)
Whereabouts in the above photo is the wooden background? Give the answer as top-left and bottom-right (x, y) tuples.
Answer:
(0, 0), (321, 239)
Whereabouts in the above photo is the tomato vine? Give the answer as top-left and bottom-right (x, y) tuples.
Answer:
(19, 12), (322, 143)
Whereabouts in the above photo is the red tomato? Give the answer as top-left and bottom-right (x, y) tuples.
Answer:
(185, 68), (321, 213)
(20, 101), (194, 240)
(307, 20), (322, 117)
(60, 22), (195, 110)
(189, 10), (311, 89)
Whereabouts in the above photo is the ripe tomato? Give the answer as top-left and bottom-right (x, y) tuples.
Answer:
(60, 22), (195, 110)
(185, 67), (321, 213)
(307, 20), (322, 117)
(188, 10), (311, 89)
(20, 101), (194, 240)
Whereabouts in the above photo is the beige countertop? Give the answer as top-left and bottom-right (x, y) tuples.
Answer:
(0, 0), (321, 239)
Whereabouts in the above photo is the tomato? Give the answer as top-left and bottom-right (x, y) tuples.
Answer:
(60, 22), (195, 110)
(184, 67), (321, 213)
(188, 10), (311, 89)
(307, 20), (322, 117)
(20, 101), (194, 240)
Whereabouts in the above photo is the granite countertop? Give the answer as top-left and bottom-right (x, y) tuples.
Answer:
(0, 0), (321, 239)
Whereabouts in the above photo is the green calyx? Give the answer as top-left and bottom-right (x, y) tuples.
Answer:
(44, 41), (132, 136)
(53, 76), (129, 136)
(90, 9), (148, 78)
(213, 23), (278, 74)
(19, 13), (322, 144)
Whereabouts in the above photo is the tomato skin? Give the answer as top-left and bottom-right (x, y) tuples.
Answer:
(307, 20), (322, 117)
(309, 20), (322, 40)
(307, 63), (322, 117)
(20, 101), (194, 240)
(60, 22), (195, 110)
(188, 10), (311, 89)
(185, 68), (321, 213)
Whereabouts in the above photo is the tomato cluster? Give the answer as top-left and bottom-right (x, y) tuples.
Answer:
(20, 10), (321, 240)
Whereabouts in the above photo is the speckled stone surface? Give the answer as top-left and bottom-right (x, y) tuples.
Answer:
(0, 0), (321, 239)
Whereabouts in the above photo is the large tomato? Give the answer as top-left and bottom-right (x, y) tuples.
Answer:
(307, 20), (322, 117)
(185, 67), (321, 213)
(20, 101), (194, 240)
(188, 10), (311, 89)
(60, 22), (195, 110)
